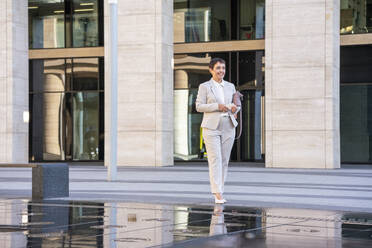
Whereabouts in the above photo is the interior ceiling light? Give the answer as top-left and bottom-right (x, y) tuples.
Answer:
(54, 10), (64, 13)
(80, 3), (94, 6)
(28, 6), (39, 9)
(74, 8), (94, 12)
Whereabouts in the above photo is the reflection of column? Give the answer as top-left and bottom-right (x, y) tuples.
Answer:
(174, 90), (189, 158)
(204, 10), (210, 42)
(73, 93), (85, 159)
(44, 18), (58, 48)
(265, 208), (341, 247)
(109, 203), (117, 248)
(174, 70), (194, 159)
(174, 11), (186, 43)
(0, 200), (27, 247)
(104, 203), (174, 247)
(43, 89), (63, 160)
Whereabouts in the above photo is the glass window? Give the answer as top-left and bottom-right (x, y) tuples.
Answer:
(29, 0), (65, 48)
(340, 85), (372, 163)
(341, 0), (372, 34)
(30, 93), (66, 161)
(29, 0), (103, 48)
(174, 0), (265, 43)
(72, 92), (99, 160)
(174, 53), (230, 161)
(73, 0), (100, 47)
(29, 58), (104, 162)
(240, 0), (265, 40)
(174, 0), (231, 43)
(30, 59), (66, 92)
(238, 51), (264, 161)
(173, 51), (264, 162)
(340, 45), (372, 163)
(72, 58), (99, 90)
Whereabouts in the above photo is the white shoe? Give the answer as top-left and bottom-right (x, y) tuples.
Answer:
(214, 196), (225, 204)
(222, 198), (227, 203)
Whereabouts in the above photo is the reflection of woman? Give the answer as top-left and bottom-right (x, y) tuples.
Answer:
(196, 58), (239, 204)
(209, 205), (227, 236)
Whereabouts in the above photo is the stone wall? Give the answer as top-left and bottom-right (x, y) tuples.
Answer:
(265, 0), (340, 168)
(0, 0), (28, 163)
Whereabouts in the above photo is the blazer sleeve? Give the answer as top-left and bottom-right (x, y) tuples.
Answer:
(195, 84), (219, 113)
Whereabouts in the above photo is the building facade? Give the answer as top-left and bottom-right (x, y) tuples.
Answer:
(1, 0), (371, 168)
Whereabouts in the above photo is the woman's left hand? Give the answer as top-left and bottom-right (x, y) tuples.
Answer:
(231, 105), (237, 113)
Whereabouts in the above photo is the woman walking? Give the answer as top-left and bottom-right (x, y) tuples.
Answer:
(195, 58), (239, 204)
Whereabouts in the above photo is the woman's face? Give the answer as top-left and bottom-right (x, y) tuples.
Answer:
(209, 62), (225, 81)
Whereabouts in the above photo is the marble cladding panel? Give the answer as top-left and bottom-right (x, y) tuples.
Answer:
(118, 14), (156, 45)
(272, 98), (325, 131)
(271, 2), (325, 38)
(271, 67), (325, 99)
(117, 131), (155, 166)
(117, 72), (156, 103)
(271, 35), (325, 68)
(272, 131), (326, 168)
(117, 102), (156, 131)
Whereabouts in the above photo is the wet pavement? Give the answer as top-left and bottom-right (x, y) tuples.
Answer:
(0, 199), (372, 247)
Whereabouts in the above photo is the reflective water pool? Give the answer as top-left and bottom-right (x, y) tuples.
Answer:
(0, 199), (371, 247)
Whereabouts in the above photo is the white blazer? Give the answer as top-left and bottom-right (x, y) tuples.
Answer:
(195, 79), (239, 130)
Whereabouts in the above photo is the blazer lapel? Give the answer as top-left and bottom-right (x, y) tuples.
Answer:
(208, 80), (221, 104)
(223, 81), (229, 104)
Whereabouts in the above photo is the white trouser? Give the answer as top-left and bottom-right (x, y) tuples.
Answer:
(202, 116), (235, 194)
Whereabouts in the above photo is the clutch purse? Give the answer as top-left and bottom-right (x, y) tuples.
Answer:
(233, 91), (243, 107)
(233, 91), (243, 139)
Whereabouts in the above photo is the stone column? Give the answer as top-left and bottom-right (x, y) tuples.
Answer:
(105, 0), (174, 166)
(0, 0), (28, 163)
(265, 0), (340, 168)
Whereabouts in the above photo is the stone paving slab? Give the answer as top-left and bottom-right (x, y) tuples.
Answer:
(0, 165), (372, 213)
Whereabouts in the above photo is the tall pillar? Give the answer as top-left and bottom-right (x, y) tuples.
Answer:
(105, 0), (174, 166)
(265, 0), (340, 168)
(0, 0), (28, 163)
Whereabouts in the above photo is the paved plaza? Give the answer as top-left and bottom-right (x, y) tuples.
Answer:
(0, 164), (372, 247)
(1, 164), (372, 212)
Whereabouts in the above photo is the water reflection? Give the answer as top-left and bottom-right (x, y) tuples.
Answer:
(210, 205), (226, 236)
(0, 200), (372, 247)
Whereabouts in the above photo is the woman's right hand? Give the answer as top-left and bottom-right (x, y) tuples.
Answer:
(218, 104), (228, 112)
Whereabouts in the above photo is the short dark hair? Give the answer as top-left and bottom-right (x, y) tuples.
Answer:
(209, 58), (226, 69)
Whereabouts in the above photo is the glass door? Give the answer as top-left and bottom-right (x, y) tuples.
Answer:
(29, 58), (104, 162)
(238, 90), (264, 161)
(72, 92), (100, 160)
